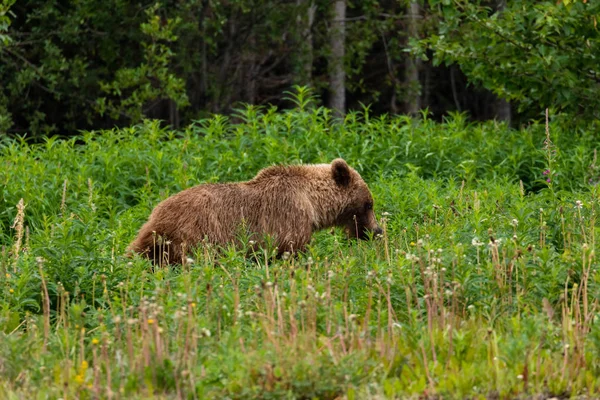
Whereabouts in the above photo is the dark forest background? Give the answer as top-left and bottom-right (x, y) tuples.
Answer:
(0, 0), (598, 137)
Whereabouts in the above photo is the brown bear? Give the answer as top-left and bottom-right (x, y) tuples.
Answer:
(129, 158), (382, 265)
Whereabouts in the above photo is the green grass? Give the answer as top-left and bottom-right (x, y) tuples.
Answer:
(1, 94), (600, 398)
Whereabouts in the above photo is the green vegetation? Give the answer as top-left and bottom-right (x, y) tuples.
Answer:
(2, 98), (600, 398)
(4, 0), (599, 135)
(422, 0), (600, 119)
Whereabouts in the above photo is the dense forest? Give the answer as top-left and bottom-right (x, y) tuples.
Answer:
(1, 0), (598, 136)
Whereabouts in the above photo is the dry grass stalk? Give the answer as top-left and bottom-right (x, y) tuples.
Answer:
(10, 198), (26, 271)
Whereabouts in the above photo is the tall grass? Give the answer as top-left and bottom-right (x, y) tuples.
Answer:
(1, 93), (600, 398)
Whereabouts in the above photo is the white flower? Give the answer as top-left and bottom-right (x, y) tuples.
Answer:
(200, 328), (211, 338)
(575, 200), (583, 209)
(472, 238), (484, 247)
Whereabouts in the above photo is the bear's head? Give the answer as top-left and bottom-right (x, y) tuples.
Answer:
(331, 159), (383, 240)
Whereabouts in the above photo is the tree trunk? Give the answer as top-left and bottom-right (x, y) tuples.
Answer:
(493, 0), (511, 125)
(494, 97), (511, 124)
(295, 0), (316, 86)
(328, 0), (346, 118)
(404, 1), (421, 116)
(169, 99), (179, 129)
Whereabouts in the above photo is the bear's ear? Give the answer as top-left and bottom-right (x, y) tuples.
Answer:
(332, 158), (351, 187)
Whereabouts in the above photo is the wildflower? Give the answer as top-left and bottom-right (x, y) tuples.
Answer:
(200, 328), (211, 338)
(517, 375), (524, 380)
(546, 178), (551, 183)
(5, 274), (10, 279)
(575, 200), (583, 209)
(410, 242), (416, 246)
(9, 289), (14, 294)
(147, 319), (155, 325)
(471, 238), (484, 247)
(511, 219), (518, 227)
(186, 257), (195, 264)
(91, 338), (100, 345)
(190, 302), (197, 308)
(282, 251), (291, 261)
(382, 211), (391, 217)
(543, 169), (550, 176)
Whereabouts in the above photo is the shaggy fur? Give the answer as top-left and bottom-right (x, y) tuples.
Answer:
(129, 158), (382, 264)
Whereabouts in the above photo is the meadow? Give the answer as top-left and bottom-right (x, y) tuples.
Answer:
(2, 94), (600, 399)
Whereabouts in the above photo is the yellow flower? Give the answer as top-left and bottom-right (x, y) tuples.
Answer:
(147, 319), (155, 325)
(190, 303), (196, 308)
(5, 274), (10, 279)
(9, 289), (14, 294)
(91, 338), (99, 345)
(410, 242), (416, 246)
(75, 374), (84, 384)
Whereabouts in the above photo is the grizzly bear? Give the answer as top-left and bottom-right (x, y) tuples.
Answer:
(129, 158), (382, 265)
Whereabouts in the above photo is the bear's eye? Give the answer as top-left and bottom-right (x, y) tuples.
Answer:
(365, 202), (373, 211)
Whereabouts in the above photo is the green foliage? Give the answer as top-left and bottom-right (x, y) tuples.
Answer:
(0, 0), (191, 135)
(420, 0), (600, 118)
(1, 101), (600, 397)
(0, 0), (14, 132)
(95, 4), (189, 122)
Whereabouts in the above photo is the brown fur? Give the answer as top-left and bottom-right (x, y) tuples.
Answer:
(129, 158), (382, 264)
